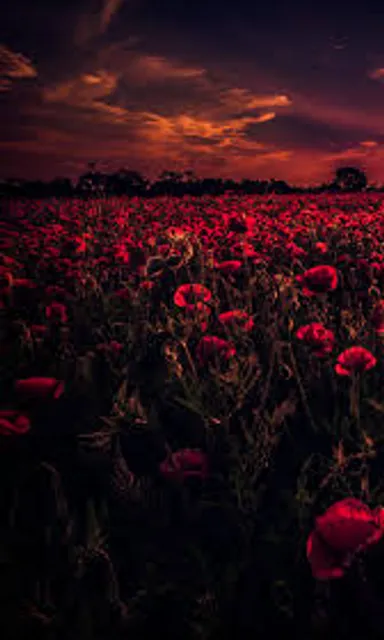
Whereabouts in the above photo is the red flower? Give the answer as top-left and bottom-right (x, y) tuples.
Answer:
(159, 448), (208, 482)
(214, 260), (242, 275)
(218, 309), (254, 332)
(45, 302), (68, 323)
(335, 346), (376, 376)
(196, 335), (236, 366)
(30, 324), (48, 338)
(296, 265), (338, 296)
(296, 322), (335, 357)
(0, 410), (30, 435)
(14, 377), (65, 400)
(111, 287), (132, 301)
(371, 300), (384, 335)
(174, 284), (212, 311)
(307, 498), (384, 580)
(96, 340), (123, 356)
(315, 242), (328, 254)
(12, 278), (37, 289)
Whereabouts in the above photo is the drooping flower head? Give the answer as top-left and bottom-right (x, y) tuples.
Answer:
(335, 346), (376, 376)
(14, 377), (65, 401)
(307, 498), (384, 580)
(196, 335), (236, 367)
(218, 309), (254, 333)
(159, 448), (208, 482)
(296, 265), (338, 296)
(174, 283), (212, 312)
(296, 322), (335, 357)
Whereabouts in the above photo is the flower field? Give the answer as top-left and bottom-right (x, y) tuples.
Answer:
(3, 192), (384, 638)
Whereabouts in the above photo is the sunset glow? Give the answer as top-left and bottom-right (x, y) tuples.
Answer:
(1, 0), (384, 185)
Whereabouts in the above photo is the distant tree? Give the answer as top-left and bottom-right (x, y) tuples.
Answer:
(267, 179), (292, 194)
(106, 169), (148, 195)
(77, 163), (107, 196)
(49, 177), (73, 197)
(332, 166), (368, 192)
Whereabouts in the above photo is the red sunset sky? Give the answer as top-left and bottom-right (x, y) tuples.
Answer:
(1, 0), (384, 186)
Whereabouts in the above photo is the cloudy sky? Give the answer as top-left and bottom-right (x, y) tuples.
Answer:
(1, 0), (384, 185)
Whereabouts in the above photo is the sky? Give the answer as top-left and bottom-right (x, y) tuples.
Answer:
(1, 0), (384, 186)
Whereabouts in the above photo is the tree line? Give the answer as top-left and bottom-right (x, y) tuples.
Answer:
(0, 165), (377, 199)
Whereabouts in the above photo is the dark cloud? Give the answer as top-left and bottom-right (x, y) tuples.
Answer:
(1, 0), (384, 184)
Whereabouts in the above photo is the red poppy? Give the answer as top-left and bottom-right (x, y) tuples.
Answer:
(140, 280), (155, 291)
(30, 324), (48, 337)
(96, 340), (123, 356)
(218, 309), (254, 332)
(296, 322), (335, 357)
(12, 278), (37, 289)
(110, 287), (132, 300)
(335, 346), (376, 376)
(196, 335), (236, 367)
(14, 377), (65, 400)
(45, 302), (68, 323)
(159, 448), (208, 482)
(174, 284), (212, 311)
(307, 498), (384, 580)
(0, 270), (12, 291)
(296, 265), (338, 296)
(315, 242), (328, 254)
(214, 260), (242, 275)
(0, 410), (31, 435)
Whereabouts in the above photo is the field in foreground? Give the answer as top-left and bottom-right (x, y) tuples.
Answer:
(2, 193), (384, 639)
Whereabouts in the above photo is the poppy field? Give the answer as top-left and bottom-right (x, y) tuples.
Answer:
(3, 192), (384, 639)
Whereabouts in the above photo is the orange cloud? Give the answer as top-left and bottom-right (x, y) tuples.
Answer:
(220, 88), (292, 110)
(0, 44), (37, 91)
(360, 140), (378, 147)
(122, 54), (206, 83)
(43, 70), (126, 120)
(368, 68), (384, 80)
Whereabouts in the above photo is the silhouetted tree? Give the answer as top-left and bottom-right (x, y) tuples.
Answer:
(332, 166), (368, 192)
(267, 179), (292, 194)
(1, 162), (380, 200)
(107, 169), (148, 196)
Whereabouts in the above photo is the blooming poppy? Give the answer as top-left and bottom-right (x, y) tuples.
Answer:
(307, 498), (384, 580)
(296, 265), (338, 296)
(335, 346), (376, 376)
(12, 278), (37, 289)
(14, 377), (65, 400)
(174, 284), (212, 312)
(159, 448), (208, 482)
(0, 410), (31, 435)
(315, 242), (328, 254)
(30, 325), (49, 338)
(96, 340), (123, 356)
(218, 309), (254, 333)
(196, 335), (236, 367)
(140, 280), (155, 291)
(296, 322), (335, 357)
(45, 302), (68, 323)
(214, 260), (242, 275)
